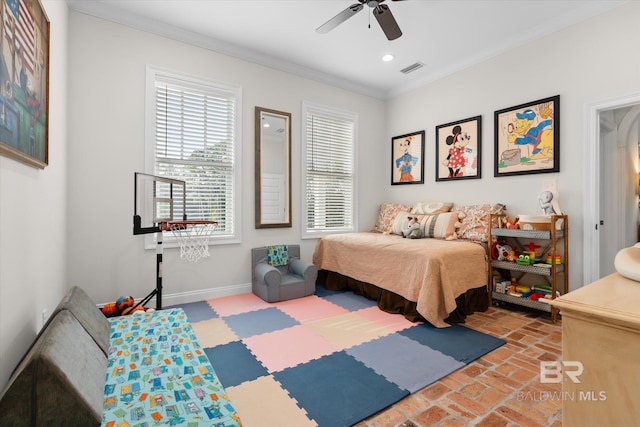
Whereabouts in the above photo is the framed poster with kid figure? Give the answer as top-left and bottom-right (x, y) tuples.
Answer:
(391, 130), (424, 185)
(435, 115), (482, 181)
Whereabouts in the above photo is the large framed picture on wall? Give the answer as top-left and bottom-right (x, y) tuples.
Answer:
(494, 95), (560, 177)
(0, 0), (50, 169)
(391, 130), (425, 185)
(435, 115), (482, 181)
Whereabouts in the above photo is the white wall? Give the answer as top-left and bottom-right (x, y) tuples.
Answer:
(385, 2), (640, 291)
(66, 12), (386, 306)
(0, 1), (68, 388)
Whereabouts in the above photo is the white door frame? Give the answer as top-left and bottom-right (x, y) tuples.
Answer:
(584, 91), (640, 284)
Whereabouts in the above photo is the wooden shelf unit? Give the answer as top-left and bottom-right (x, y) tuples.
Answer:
(488, 214), (568, 322)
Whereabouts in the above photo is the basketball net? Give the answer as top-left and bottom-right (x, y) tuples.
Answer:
(166, 221), (217, 262)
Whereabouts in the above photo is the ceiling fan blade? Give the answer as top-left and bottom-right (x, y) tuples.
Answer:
(373, 4), (402, 40)
(316, 3), (364, 34)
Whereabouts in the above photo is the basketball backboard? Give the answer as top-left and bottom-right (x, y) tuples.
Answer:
(133, 172), (186, 235)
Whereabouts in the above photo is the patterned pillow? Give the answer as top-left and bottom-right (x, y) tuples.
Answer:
(452, 204), (506, 242)
(267, 245), (289, 266)
(373, 203), (412, 233)
(391, 211), (415, 235)
(391, 211), (462, 240)
(411, 202), (453, 215)
(421, 212), (462, 240)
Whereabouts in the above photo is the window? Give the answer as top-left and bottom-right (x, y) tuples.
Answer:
(302, 102), (357, 238)
(146, 66), (241, 244)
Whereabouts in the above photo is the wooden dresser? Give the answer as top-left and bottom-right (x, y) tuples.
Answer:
(551, 273), (640, 426)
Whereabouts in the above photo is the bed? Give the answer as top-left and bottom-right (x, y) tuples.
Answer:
(313, 203), (504, 327)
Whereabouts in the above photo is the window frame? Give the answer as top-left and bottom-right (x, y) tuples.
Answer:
(301, 101), (358, 239)
(144, 65), (242, 248)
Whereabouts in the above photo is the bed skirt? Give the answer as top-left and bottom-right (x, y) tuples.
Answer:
(318, 269), (489, 324)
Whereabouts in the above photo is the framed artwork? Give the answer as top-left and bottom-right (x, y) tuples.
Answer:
(494, 95), (560, 177)
(0, 0), (50, 169)
(391, 130), (424, 185)
(435, 115), (481, 181)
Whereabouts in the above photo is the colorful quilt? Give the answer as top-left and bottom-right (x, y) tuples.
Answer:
(101, 309), (241, 427)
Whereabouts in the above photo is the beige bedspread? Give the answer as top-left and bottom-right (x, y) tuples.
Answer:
(313, 232), (488, 327)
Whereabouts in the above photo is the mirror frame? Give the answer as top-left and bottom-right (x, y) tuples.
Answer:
(255, 107), (292, 228)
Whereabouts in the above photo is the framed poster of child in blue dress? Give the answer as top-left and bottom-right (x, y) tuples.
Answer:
(0, 0), (49, 169)
(391, 130), (424, 185)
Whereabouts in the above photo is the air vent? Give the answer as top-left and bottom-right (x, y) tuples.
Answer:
(400, 62), (425, 75)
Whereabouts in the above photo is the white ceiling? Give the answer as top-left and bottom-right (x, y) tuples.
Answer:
(67, 0), (626, 99)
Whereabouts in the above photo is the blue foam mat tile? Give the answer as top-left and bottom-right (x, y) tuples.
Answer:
(167, 300), (218, 322)
(204, 341), (269, 388)
(273, 351), (409, 427)
(321, 291), (378, 312)
(399, 323), (506, 363)
(347, 333), (464, 393)
(314, 283), (349, 298)
(222, 307), (299, 339)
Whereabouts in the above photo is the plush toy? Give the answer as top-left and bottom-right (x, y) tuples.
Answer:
(122, 305), (145, 315)
(402, 216), (422, 239)
(501, 215), (520, 229)
(100, 302), (118, 316)
(116, 295), (134, 313)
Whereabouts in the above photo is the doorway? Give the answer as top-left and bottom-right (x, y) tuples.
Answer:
(584, 93), (640, 284)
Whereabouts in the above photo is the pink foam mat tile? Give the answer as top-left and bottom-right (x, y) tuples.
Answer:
(242, 324), (340, 373)
(356, 306), (420, 332)
(207, 293), (271, 317)
(273, 295), (350, 323)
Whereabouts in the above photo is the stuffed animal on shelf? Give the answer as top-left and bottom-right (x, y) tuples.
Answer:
(501, 215), (520, 229)
(402, 216), (422, 239)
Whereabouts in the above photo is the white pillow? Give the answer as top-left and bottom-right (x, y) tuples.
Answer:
(411, 202), (453, 215)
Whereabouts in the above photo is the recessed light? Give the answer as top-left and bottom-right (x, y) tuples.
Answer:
(382, 54), (394, 62)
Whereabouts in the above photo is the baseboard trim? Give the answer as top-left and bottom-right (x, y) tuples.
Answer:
(160, 283), (251, 306)
(97, 283), (252, 309)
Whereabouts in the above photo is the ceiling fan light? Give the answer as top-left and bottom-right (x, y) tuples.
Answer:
(382, 54), (394, 62)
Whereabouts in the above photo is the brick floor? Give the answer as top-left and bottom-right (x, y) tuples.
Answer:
(355, 304), (563, 427)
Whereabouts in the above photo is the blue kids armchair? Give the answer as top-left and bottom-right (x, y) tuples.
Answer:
(251, 244), (317, 302)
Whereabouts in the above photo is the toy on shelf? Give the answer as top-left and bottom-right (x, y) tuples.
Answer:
(523, 242), (542, 260)
(500, 215), (520, 229)
(546, 254), (562, 265)
(517, 254), (533, 265)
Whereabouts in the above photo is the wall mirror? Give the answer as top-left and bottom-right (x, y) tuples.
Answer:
(255, 107), (292, 228)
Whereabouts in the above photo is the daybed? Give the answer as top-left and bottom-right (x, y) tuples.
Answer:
(313, 202), (504, 327)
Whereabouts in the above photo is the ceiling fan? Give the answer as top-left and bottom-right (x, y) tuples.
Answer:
(316, 0), (406, 41)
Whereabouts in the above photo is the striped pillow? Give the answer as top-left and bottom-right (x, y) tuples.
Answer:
(421, 212), (462, 240)
(392, 211), (462, 240)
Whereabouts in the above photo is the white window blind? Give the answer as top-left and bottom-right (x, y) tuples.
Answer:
(147, 67), (241, 243)
(302, 102), (357, 237)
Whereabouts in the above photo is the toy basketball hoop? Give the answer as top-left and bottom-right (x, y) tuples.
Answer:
(162, 220), (217, 263)
(133, 172), (219, 309)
